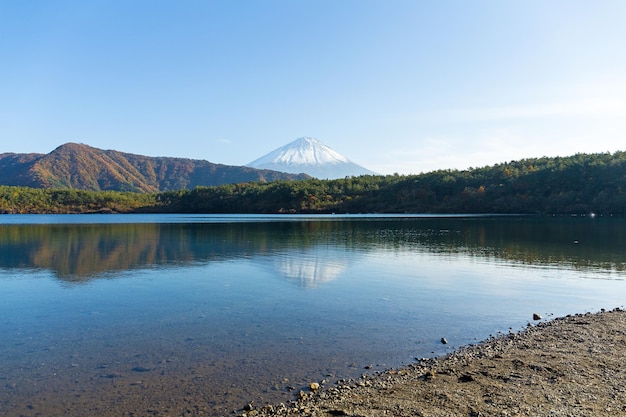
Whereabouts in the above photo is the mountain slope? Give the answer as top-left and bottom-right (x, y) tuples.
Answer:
(247, 137), (377, 179)
(0, 152), (42, 186)
(0, 143), (309, 192)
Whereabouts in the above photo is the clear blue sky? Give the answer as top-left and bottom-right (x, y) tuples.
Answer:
(1, 0), (625, 175)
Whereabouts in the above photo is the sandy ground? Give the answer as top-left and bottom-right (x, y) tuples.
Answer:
(249, 308), (626, 417)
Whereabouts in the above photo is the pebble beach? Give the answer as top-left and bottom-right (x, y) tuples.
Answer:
(251, 308), (626, 417)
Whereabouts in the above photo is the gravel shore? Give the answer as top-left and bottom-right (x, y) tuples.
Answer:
(249, 308), (626, 417)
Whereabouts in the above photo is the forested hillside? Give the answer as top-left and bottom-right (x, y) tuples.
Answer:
(159, 151), (626, 214)
(0, 143), (309, 192)
(1, 152), (626, 215)
(0, 186), (155, 214)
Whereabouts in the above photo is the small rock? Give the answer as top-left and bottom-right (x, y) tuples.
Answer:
(440, 337), (448, 344)
(309, 382), (320, 391)
(458, 373), (475, 382)
(533, 313), (542, 321)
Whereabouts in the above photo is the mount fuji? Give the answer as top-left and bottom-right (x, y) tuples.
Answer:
(247, 137), (377, 179)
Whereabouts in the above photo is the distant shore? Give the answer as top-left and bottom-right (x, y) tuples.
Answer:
(251, 308), (626, 417)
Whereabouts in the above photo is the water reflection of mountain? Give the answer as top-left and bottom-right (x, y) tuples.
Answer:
(0, 222), (354, 281)
(274, 250), (349, 287)
(0, 216), (624, 283)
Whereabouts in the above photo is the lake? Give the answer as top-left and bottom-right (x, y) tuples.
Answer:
(0, 214), (624, 416)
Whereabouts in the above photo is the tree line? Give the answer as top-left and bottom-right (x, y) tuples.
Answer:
(0, 186), (156, 214)
(2, 151), (626, 215)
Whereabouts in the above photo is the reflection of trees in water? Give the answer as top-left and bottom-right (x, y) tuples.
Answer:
(373, 217), (626, 273)
(0, 217), (624, 282)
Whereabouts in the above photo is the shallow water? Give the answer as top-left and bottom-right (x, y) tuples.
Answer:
(0, 214), (624, 416)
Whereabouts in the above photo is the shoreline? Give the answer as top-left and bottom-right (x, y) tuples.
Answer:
(251, 308), (626, 417)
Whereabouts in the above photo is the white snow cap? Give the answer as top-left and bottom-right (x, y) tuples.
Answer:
(248, 137), (377, 179)
(250, 137), (348, 166)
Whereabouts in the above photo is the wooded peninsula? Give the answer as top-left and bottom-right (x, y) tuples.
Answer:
(1, 151), (625, 215)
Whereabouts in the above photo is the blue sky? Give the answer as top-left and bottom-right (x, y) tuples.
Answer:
(1, 1), (625, 175)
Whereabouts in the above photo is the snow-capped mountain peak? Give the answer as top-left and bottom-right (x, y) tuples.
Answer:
(247, 137), (377, 179)
(250, 137), (348, 167)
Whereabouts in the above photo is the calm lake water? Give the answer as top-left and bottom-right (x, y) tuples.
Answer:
(0, 214), (624, 416)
